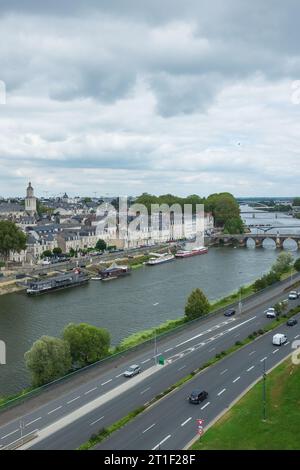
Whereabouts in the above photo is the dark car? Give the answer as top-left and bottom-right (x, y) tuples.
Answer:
(287, 318), (298, 327)
(224, 308), (236, 317)
(188, 390), (208, 404)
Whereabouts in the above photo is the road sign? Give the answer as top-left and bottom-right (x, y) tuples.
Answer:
(197, 419), (204, 436)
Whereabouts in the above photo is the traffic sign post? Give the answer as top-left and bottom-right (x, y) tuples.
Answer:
(196, 419), (204, 436)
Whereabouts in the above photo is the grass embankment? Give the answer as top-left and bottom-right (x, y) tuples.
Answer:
(191, 358), (300, 450)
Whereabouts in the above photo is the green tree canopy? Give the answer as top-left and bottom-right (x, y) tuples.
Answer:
(53, 247), (62, 255)
(42, 249), (52, 258)
(24, 336), (72, 387)
(0, 220), (27, 260)
(95, 239), (107, 251)
(63, 323), (110, 367)
(294, 258), (300, 272)
(292, 197), (300, 206)
(185, 288), (210, 321)
(271, 252), (293, 275)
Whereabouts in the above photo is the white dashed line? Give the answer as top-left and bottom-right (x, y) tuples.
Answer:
(284, 341), (290, 346)
(260, 357), (268, 362)
(152, 434), (171, 450)
(141, 359), (151, 364)
(294, 335), (300, 339)
(142, 423), (156, 434)
(48, 406), (62, 415)
(141, 387), (151, 395)
(209, 347), (216, 352)
(273, 349), (279, 354)
(233, 376), (240, 383)
(164, 348), (173, 353)
(181, 417), (192, 427)
(25, 417), (42, 427)
(1, 429), (18, 440)
(84, 387), (97, 395)
(90, 416), (104, 426)
(249, 351), (256, 356)
(220, 369), (228, 375)
(178, 365), (186, 371)
(201, 402), (210, 410)
(101, 379), (112, 386)
(115, 373), (124, 378)
(67, 396), (80, 405)
(218, 388), (226, 396)
(247, 366), (255, 372)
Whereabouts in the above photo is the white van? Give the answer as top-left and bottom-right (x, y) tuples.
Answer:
(272, 333), (287, 346)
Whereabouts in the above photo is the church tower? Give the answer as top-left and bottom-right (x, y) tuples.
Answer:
(25, 182), (37, 215)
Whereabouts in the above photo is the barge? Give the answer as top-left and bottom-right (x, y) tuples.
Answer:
(26, 269), (90, 295)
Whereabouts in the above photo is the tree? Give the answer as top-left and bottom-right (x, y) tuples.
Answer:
(42, 249), (52, 258)
(53, 247), (62, 256)
(95, 239), (107, 251)
(24, 336), (72, 387)
(0, 220), (27, 261)
(294, 258), (300, 272)
(185, 288), (210, 321)
(63, 323), (110, 367)
(292, 197), (300, 207)
(271, 252), (293, 275)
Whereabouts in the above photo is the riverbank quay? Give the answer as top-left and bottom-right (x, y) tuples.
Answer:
(0, 271), (299, 428)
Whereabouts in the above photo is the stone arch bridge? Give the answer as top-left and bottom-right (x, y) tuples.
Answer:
(208, 233), (300, 249)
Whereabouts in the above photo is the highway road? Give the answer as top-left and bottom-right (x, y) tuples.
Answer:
(0, 273), (299, 450)
(96, 310), (300, 450)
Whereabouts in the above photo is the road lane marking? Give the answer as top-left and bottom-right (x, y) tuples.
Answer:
(295, 335), (300, 339)
(67, 396), (80, 405)
(152, 434), (171, 450)
(260, 357), (268, 362)
(233, 377), (240, 383)
(220, 369), (228, 375)
(247, 366), (255, 372)
(175, 321), (237, 348)
(284, 341), (290, 346)
(90, 416), (104, 426)
(272, 349), (279, 354)
(141, 387), (151, 395)
(209, 347), (216, 352)
(48, 406), (62, 415)
(217, 388), (226, 396)
(115, 373), (124, 378)
(181, 417), (192, 427)
(249, 351), (256, 356)
(178, 365), (186, 371)
(84, 387), (97, 395)
(1, 429), (18, 440)
(142, 423), (156, 434)
(141, 359), (151, 364)
(25, 417), (42, 427)
(164, 348), (173, 353)
(227, 316), (257, 332)
(101, 379), (112, 386)
(5, 429), (39, 447)
(201, 402), (210, 410)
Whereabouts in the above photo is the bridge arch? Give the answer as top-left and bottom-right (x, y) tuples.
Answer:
(282, 238), (298, 251)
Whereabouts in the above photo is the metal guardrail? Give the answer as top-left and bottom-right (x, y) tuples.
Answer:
(0, 431), (38, 450)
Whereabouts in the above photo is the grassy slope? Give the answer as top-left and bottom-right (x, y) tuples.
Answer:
(191, 359), (300, 450)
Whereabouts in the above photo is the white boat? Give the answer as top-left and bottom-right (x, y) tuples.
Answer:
(146, 252), (175, 266)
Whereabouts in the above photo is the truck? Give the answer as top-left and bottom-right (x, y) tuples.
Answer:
(272, 333), (287, 346)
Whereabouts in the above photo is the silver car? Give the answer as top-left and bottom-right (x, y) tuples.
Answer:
(123, 364), (141, 378)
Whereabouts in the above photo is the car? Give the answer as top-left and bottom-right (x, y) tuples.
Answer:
(272, 333), (287, 346)
(123, 364), (141, 378)
(265, 307), (276, 318)
(41, 259), (51, 265)
(288, 291), (299, 300)
(188, 390), (209, 404)
(287, 318), (298, 327)
(224, 308), (236, 317)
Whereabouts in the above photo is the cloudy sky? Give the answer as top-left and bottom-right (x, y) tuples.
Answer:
(1, 0), (300, 198)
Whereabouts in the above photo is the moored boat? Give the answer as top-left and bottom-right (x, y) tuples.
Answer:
(26, 269), (90, 295)
(146, 252), (175, 265)
(99, 263), (131, 280)
(175, 246), (208, 258)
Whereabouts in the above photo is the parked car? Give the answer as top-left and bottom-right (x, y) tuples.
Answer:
(123, 364), (141, 378)
(288, 291), (299, 300)
(287, 318), (298, 327)
(188, 390), (208, 404)
(42, 259), (51, 265)
(224, 308), (236, 317)
(272, 333), (287, 346)
(265, 307), (277, 318)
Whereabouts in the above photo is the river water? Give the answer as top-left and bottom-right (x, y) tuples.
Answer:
(0, 205), (299, 396)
